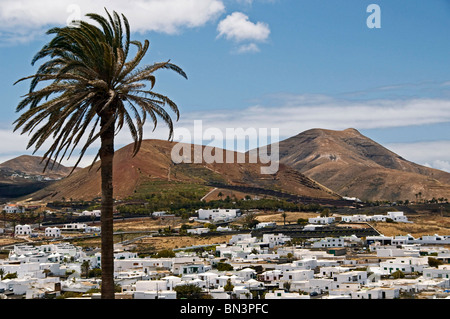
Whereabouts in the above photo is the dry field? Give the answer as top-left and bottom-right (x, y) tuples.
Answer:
(0, 237), (23, 247)
(135, 235), (234, 251)
(372, 214), (450, 237)
(1, 211), (449, 253)
(254, 211), (319, 225)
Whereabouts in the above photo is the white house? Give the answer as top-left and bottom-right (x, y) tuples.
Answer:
(370, 215), (388, 222)
(256, 222), (277, 229)
(62, 223), (87, 231)
(312, 237), (345, 248)
(281, 269), (314, 282)
(265, 290), (310, 299)
(176, 263), (207, 276)
(380, 257), (428, 275)
(84, 226), (101, 234)
(152, 211), (168, 217)
(187, 227), (210, 235)
(350, 287), (400, 299)
(423, 265), (450, 280)
(342, 212), (410, 223)
(44, 227), (61, 238)
(15, 224), (32, 236)
(197, 208), (241, 221)
(262, 233), (291, 248)
(79, 210), (101, 217)
(387, 211), (409, 222)
(341, 215), (368, 223)
(3, 204), (24, 214)
(333, 271), (368, 286)
(308, 216), (335, 225)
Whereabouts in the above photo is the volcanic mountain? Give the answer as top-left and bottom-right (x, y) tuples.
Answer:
(23, 139), (340, 202)
(270, 128), (450, 202)
(0, 155), (80, 200)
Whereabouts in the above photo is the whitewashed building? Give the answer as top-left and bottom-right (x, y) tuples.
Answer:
(312, 237), (345, 248)
(379, 257), (428, 275)
(3, 204), (24, 214)
(387, 211), (409, 222)
(15, 224), (32, 236)
(197, 208), (241, 221)
(423, 265), (450, 280)
(187, 227), (210, 235)
(79, 210), (101, 217)
(308, 216), (335, 224)
(265, 290), (310, 299)
(62, 223), (87, 231)
(256, 222), (277, 229)
(44, 227), (61, 238)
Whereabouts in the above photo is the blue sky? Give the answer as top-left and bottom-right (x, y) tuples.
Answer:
(1, 0), (450, 171)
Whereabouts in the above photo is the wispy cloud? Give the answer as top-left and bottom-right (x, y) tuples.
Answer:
(4, 93), (450, 170)
(386, 141), (450, 173)
(234, 43), (260, 54)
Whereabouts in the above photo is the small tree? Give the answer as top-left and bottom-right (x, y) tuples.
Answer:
(81, 260), (91, 279)
(3, 272), (18, 280)
(224, 278), (234, 292)
(155, 249), (176, 258)
(320, 208), (330, 217)
(242, 212), (259, 229)
(391, 270), (405, 279)
(428, 257), (443, 268)
(174, 284), (203, 299)
(281, 212), (287, 225)
(217, 262), (233, 272)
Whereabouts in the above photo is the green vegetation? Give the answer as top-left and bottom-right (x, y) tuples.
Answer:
(116, 193), (325, 218)
(428, 257), (444, 268)
(216, 262), (233, 271)
(173, 284), (204, 299)
(153, 249), (176, 258)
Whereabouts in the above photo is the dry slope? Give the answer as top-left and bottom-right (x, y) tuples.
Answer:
(25, 139), (340, 202)
(270, 128), (450, 202)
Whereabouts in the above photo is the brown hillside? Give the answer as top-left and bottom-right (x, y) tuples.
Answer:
(270, 128), (450, 202)
(0, 155), (79, 180)
(26, 139), (340, 202)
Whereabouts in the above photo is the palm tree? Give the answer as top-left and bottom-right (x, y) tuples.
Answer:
(281, 212), (287, 225)
(13, 10), (187, 299)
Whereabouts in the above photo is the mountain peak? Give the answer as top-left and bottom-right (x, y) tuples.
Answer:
(278, 128), (450, 201)
(342, 128), (361, 134)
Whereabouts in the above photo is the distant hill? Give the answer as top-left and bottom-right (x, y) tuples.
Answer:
(267, 128), (450, 202)
(0, 155), (79, 179)
(0, 155), (80, 200)
(23, 139), (340, 203)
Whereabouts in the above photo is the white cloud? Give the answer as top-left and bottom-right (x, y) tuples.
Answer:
(4, 94), (450, 170)
(0, 0), (225, 44)
(217, 11), (270, 42)
(178, 95), (450, 139)
(386, 141), (450, 172)
(235, 43), (260, 53)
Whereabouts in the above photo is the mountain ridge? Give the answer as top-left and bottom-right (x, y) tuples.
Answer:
(4, 128), (450, 203)
(271, 127), (450, 201)
(20, 139), (340, 202)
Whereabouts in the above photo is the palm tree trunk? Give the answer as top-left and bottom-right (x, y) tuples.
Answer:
(99, 114), (115, 299)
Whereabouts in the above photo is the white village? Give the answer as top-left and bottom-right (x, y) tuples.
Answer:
(1, 206), (449, 300)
